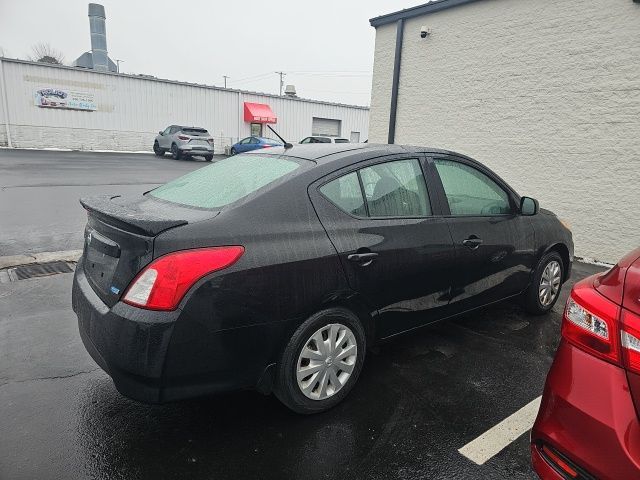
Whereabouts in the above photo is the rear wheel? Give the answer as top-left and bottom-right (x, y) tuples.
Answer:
(153, 141), (164, 157)
(171, 143), (182, 160)
(524, 251), (564, 315)
(274, 307), (366, 414)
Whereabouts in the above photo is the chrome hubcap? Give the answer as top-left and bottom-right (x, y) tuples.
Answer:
(296, 323), (357, 401)
(539, 260), (562, 307)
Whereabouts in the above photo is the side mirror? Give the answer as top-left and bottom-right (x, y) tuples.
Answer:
(158, 131), (163, 135)
(520, 196), (539, 216)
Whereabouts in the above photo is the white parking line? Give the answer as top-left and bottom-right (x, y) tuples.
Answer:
(458, 396), (542, 465)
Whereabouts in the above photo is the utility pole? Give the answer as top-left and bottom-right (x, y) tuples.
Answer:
(223, 75), (230, 88)
(115, 59), (124, 73)
(275, 71), (286, 96)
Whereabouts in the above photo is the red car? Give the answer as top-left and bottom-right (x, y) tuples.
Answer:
(532, 247), (640, 479)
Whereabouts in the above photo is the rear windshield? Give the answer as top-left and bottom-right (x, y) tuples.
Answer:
(182, 128), (208, 135)
(149, 155), (300, 209)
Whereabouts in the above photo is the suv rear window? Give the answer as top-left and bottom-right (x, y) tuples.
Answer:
(150, 155), (300, 209)
(182, 128), (208, 135)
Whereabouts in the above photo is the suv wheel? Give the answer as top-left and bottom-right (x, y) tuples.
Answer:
(171, 143), (182, 160)
(204, 155), (214, 162)
(275, 307), (366, 414)
(524, 251), (564, 315)
(153, 141), (164, 157)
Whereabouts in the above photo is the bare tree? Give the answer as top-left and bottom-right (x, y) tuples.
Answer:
(30, 43), (65, 65)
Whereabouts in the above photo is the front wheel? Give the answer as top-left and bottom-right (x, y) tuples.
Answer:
(204, 155), (213, 162)
(171, 143), (182, 160)
(274, 307), (366, 414)
(230, 147), (237, 156)
(153, 141), (164, 157)
(523, 251), (564, 315)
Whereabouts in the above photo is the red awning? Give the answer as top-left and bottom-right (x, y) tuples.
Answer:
(243, 102), (277, 124)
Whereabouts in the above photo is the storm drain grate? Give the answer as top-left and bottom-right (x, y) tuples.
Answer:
(3, 261), (75, 282)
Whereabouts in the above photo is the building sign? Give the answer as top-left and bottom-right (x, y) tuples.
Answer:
(34, 88), (97, 111)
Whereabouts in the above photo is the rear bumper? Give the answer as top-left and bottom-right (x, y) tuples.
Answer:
(72, 261), (178, 403)
(531, 340), (640, 479)
(72, 259), (280, 403)
(178, 144), (214, 154)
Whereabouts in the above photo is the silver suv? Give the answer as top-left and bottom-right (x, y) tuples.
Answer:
(154, 125), (215, 161)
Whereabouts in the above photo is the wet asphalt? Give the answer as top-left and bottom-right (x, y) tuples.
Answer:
(0, 150), (606, 480)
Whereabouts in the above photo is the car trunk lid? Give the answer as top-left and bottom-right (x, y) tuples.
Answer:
(80, 194), (218, 307)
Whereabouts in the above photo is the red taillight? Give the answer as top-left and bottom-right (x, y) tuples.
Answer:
(178, 135), (190, 140)
(621, 309), (640, 375)
(261, 144), (272, 148)
(561, 281), (621, 365)
(122, 246), (244, 311)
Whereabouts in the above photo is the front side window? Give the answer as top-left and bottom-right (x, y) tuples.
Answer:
(300, 138), (311, 144)
(169, 126), (180, 134)
(320, 172), (366, 217)
(150, 155), (301, 209)
(240, 137), (251, 144)
(360, 159), (431, 217)
(434, 159), (511, 216)
(162, 126), (171, 135)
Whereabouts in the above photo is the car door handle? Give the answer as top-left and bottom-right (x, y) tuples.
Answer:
(347, 252), (379, 266)
(462, 236), (483, 250)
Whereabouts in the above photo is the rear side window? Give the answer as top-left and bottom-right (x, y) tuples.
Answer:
(360, 159), (431, 217)
(434, 159), (511, 216)
(320, 172), (367, 217)
(334, 139), (349, 143)
(150, 155), (300, 209)
(320, 158), (432, 218)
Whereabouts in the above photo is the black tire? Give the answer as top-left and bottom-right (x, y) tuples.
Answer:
(230, 147), (237, 156)
(274, 307), (366, 414)
(205, 155), (214, 162)
(153, 141), (164, 157)
(171, 143), (182, 160)
(523, 251), (564, 315)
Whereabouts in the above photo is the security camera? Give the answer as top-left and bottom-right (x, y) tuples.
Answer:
(420, 26), (429, 38)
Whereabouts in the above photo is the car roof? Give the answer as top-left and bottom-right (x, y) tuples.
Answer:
(258, 143), (464, 163)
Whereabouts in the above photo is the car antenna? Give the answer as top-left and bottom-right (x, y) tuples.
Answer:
(267, 125), (293, 149)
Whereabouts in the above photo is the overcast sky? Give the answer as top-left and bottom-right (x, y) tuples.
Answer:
(0, 0), (425, 106)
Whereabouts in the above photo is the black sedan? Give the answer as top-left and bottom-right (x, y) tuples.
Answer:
(72, 144), (573, 414)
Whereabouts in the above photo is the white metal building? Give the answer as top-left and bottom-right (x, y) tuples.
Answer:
(368, 0), (640, 263)
(0, 57), (369, 154)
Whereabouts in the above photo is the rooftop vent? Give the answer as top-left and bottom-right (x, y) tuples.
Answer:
(284, 85), (297, 97)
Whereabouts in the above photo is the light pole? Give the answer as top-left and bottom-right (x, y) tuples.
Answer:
(275, 71), (286, 96)
(115, 59), (124, 73)
(223, 75), (230, 88)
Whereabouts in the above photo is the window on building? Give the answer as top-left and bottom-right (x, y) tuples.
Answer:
(250, 123), (262, 137)
(434, 159), (511, 216)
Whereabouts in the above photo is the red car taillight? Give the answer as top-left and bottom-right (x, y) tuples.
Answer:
(178, 135), (190, 140)
(561, 284), (621, 365)
(261, 144), (273, 148)
(562, 277), (640, 375)
(122, 246), (244, 311)
(621, 310), (640, 374)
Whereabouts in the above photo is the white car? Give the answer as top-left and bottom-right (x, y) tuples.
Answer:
(300, 136), (350, 144)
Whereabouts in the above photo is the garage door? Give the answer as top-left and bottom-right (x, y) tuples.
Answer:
(312, 117), (341, 137)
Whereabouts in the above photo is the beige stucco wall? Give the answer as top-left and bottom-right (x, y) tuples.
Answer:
(369, 0), (640, 263)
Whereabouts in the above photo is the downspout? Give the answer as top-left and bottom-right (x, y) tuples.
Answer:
(0, 58), (13, 148)
(387, 18), (404, 144)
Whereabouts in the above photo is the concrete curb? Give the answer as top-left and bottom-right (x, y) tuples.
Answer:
(0, 250), (83, 269)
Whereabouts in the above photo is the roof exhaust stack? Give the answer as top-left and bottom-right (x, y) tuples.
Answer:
(73, 3), (117, 72)
(88, 3), (108, 71)
(284, 85), (297, 97)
